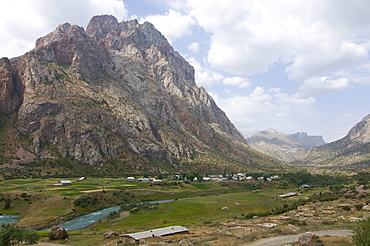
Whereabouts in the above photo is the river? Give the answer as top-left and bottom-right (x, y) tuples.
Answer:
(0, 214), (20, 227)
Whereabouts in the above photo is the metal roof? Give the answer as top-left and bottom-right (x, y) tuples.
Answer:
(276, 192), (300, 198)
(122, 226), (189, 240)
(59, 180), (72, 183)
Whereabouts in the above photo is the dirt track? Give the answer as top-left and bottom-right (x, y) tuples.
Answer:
(33, 243), (71, 246)
(242, 229), (353, 246)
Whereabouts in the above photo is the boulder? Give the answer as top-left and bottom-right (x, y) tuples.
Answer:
(340, 188), (349, 193)
(104, 231), (119, 239)
(282, 224), (299, 232)
(50, 226), (68, 240)
(298, 232), (316, 246)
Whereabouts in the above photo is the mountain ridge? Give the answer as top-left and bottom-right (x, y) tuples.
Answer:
(294, 114), (370, 170)
(0, 15), (283, 175)
(246, 129), (325, 162)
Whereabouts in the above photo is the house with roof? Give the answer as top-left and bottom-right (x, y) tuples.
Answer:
(276, 192), (300, 199)
(54, 180), (72, 186)
(121, 226), (189, 244)
(77, 177), (86, 182)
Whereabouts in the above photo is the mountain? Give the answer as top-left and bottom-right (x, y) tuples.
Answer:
(294, 114), (370, 171)
(246, 129), (326, 162)
(0, 15), (283, 175)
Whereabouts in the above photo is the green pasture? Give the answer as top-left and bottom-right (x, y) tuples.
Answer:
(192, 183), (212, 190)
(0, 176), (323, 232)
(96, 189), (299, 230)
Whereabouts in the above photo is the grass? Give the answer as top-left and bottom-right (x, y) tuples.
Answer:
(0, 178), (239, 227)
(192, 183), (211, 190)
(94, 190), (291, 231)
(319, 236), (353, 246)
(1, 177), (352, 246)
(0, 176), (360, 246)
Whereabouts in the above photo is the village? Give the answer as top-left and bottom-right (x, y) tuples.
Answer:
(114, 186), (368, 245)
(45, 173), (369, 245)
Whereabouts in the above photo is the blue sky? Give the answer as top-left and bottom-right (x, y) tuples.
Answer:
(1, 0), (370, 142)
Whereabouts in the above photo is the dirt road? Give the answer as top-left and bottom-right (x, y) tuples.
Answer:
(242, 229), (353, 246)
(33, 243), (72, 246)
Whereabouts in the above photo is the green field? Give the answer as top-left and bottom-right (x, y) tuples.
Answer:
(0, 178), (297, 226)
(0, 176), (350, 246)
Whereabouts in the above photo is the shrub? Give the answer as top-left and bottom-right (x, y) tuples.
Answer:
(354, 204), (363, 211)
(353, 217), (370, 245)
(73, 196), (99, 208)
(0, 225), (39, 246)
(107, 211), (120, 220)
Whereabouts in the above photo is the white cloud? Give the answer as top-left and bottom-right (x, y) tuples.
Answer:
(298, 77), (353, 98)
(212, 86), (317, 136)
(184, 0), (370, 79)
(0, 0), (128, 58)
(285, 42), (368, 80)
(187, 42), (200, 53)
(141, 9), (195, 43)
(222, 76), (251, 88)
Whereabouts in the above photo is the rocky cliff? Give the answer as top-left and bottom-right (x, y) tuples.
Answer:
(0, 15), (281, 174)
(294, 115), (370, 170)
(246, 129), (325, 162)
(0, 57), (23, 114)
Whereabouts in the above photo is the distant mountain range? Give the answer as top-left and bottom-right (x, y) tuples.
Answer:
(294, 114), (370, 171)
(246, 129), (326, 162)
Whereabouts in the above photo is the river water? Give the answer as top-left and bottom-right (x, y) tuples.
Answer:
(0, 214), (20, 227)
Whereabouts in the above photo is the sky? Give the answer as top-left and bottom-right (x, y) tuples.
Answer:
(1, 0), (370, 142)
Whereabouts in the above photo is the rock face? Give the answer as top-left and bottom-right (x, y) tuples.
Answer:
(0, 15), (280, 173)
(246, 129), (325, 162)
(0, 57), (23, 114)
(295, 115), (370, 170)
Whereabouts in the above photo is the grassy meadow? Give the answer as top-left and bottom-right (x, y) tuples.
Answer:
(0, 177), (304, 226)
(0, 175), (356, 246)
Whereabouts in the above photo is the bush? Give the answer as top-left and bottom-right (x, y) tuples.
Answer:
(73, 196), (99, 209)
(0, 225), (39, 246)
(107, 211), (120, 220)
(353, 217), (370, 245)
(354, 204), (363, 211)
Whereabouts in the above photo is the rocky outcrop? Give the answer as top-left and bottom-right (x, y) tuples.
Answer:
(246, 129), (325, 162)
(0, 57), (23, 114)
(0, 15), (281, 173)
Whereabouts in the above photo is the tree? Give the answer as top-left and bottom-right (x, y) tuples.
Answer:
(353, 217), (370, 246)
(185, 173), (195, 181)
(3, 199), (10, 209)
(0, 225), (39, 246)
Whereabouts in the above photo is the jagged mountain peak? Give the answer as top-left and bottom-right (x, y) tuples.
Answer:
(86, 14), (120, 37)
(0, 15), (280, 174)
(246, 129), (325, 162)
